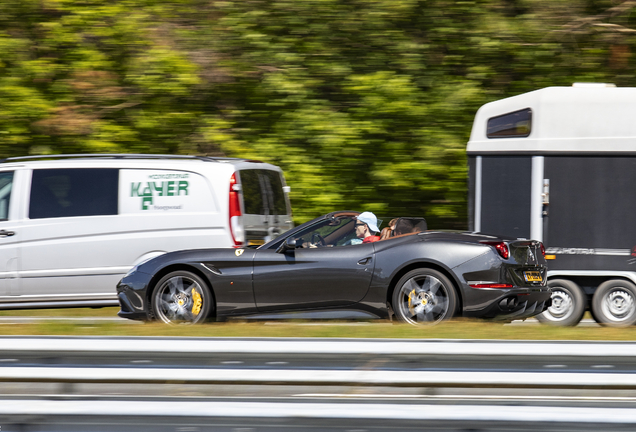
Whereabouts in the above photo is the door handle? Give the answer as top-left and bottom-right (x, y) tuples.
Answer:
(0, 230), (15, 237)
(357, 257), (371, 265)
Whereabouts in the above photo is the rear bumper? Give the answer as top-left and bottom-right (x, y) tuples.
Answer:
(462, 287), (552, 320)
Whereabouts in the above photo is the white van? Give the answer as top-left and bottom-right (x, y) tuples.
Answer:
(0, 154), (293, 310)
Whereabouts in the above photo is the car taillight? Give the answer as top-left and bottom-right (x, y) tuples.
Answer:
(481, 241), (509, 259)
(540, 242), (546, 257)
(229, 173), (244, 247)
(632, 246), (636, 257)
(469, 283), (514, 288)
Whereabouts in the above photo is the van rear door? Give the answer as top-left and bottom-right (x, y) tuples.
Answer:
(239, 169), (292, 246)
(260, 169), (292, 240)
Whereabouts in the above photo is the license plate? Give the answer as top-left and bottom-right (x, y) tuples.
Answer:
(524, 271), (542, 282)
(247, 239), (265, 246)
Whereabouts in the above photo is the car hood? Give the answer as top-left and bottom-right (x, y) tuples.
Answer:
(136, 247), (257, 275)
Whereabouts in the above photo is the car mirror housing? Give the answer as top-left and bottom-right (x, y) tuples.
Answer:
(276, 236), (298, 254)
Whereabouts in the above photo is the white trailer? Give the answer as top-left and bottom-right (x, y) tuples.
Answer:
(467, 83), (636, 326)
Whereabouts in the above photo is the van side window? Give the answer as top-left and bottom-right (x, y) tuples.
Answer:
(29, 169), (119, 219)
(0, 171), (14, 221)
(487, 108), (532, 138)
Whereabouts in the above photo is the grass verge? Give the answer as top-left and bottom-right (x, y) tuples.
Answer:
(1, 308), (636, 340)
(1, 318), (636, 340)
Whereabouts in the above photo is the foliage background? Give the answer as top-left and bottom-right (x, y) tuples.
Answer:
(1, 0), (635, 227)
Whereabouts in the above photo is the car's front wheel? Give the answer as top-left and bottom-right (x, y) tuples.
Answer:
(392, 268), (457, 326)
(151, 270), (212, 324)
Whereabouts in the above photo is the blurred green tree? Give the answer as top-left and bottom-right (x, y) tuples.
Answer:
(0, 0), (635, 227)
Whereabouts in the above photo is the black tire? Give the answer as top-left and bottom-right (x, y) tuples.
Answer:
(392, 268), (458, 326)
(151, 270), (213, 325)
(535, 279), (585, 327)
(591, 279), (636, 327)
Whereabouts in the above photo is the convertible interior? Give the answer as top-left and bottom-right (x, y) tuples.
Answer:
(294, 212), (428, 248)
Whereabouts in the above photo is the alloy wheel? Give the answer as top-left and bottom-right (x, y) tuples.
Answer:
(153, 272), (208, 324)
(395, 273), (452, 325)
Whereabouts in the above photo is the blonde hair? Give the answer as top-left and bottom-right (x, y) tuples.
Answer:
(379, 218), (398, 240)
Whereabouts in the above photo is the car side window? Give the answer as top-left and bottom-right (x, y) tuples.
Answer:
(0, 171), (14, 221)
(29, 168), (119, 219)
(292, 216), (359, 248)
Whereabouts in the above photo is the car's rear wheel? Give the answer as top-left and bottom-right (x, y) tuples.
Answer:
(392, 269), (457, 326)
(151, 270), (212, 325)
(592, 279), (636, 327)
(535, 279), (585, 327)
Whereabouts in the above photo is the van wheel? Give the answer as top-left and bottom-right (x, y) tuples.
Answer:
(151, 271), (212, 325)
(536, 279), (585, 326)
(392, 269), (457, 326)
(592, 279), (636, 327)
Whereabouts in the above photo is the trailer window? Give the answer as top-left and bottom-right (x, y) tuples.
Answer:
(487, 108), (532, 138)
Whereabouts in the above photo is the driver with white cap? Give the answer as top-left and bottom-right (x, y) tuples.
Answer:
(355, 211), (381, 243)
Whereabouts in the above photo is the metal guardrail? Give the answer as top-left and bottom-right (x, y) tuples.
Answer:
(1, 399), (635, 425)
(1, 336), (635, 356)
(1, 337), (636, 389)
(2, 337), (636, 428)
(0, 366), (635, 389)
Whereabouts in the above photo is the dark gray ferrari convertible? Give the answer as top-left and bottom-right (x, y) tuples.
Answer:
(117, 211), (551, 325)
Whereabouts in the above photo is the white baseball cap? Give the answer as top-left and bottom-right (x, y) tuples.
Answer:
(356, 212), (380, 233)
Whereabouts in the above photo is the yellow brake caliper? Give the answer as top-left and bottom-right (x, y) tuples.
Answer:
(407, 289), (427, 315)
(191, 287), (203, 316)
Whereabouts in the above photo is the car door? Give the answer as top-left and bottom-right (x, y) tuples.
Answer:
(252, 216), (375, 311)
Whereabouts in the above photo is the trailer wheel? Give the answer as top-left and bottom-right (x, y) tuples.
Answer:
(591, 279), (636, 327)
(535, 279), (585, 326)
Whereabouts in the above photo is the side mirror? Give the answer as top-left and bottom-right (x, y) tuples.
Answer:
(276, 236), (298, 254)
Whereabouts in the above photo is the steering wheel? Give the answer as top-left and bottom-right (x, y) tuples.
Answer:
(311, 233), (326, 247)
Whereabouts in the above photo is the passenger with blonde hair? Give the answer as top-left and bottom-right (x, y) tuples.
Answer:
(379, 218), (398, 241)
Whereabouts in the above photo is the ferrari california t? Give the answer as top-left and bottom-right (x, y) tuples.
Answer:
(117, 211), (551, 325)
